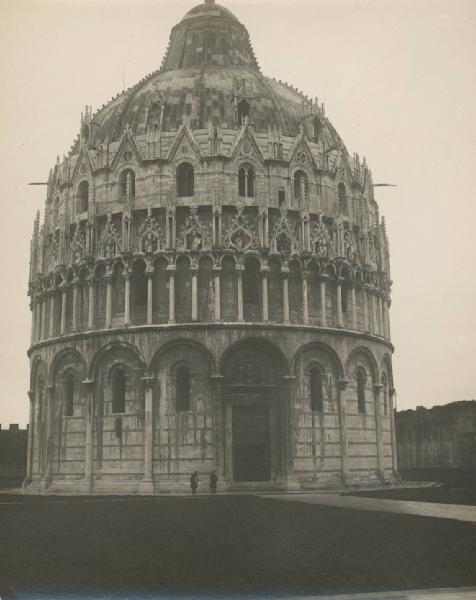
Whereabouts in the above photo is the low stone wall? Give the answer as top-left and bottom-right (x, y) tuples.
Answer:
(0, 424), (27, 487)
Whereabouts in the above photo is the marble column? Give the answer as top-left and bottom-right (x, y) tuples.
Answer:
(36, 301), (42, 342)
(389, 388), (399, 477)
(213, 267), (221, 321)
(337, 378), (349, 482)
(374, 384), (385, 480)
(211, 375), (225, 482)
(363, 285), (370, 333)
(191, 267), (198, 321)
(379, 293), (385, 337)
(105, 275), (112, 329)
(302, 270), (309, 325)
(83, 378), (95, 493)
(282, 375), (299, 490)
(351, 285), (357, 330)
(237, 266), (244, 322)
(261, 267), (269, 322)
(147, 273), (153, 325)
(41, 296), (47, 340)
(60, 287), (67, 335)
(30, 302), (36, 345)
(124, 272), (131, 326)
(371, 290), (377, 335)
(88, 278), (95, 329)
(44, 385), (55, 488)
(168, 267), (176, 323)
(282, 270), (290, 323)
(141, 374), (155, 493)
(320, 276), (327, 327)
(72, 280), (79, 332)
(336, 279), (343, 328)
(385, 298), (392, 340)
(49, 292), (55, 338)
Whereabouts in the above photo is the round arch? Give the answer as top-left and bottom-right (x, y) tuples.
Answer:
(88, 341), (146, 380)
(48, 348), (87, 387)
(30, 356), (48, 390)
(291, 341), (345, 379)
(218, 337), (290, 378)
(149, 338), (215, 375)
(345, 346), (379, 382)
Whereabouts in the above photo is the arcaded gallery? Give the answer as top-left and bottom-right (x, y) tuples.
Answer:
(26, 0), (398, 494)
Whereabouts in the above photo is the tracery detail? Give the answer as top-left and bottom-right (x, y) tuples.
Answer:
(224, 204), (258, 252)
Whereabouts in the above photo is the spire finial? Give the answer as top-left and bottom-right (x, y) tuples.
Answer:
(205, 0), (215, 5)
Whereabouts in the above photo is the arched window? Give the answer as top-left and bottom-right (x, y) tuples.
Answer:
(64, 373), (75, 417)
(176, 163), (194, 197)
(176, 366), (191, 412)
(78, 181), (89, 213)
(238, 99), (250, 125)
(338, 183), (348, 215)
(382, 373), (388, 416)
(356, 368), (366, 414)
(120, 169), (135, 202)
(238, 165), (255, 198)
(112, 367), (126, 414)
(294, 170), (308, 203)
(310, 366), (324, 412)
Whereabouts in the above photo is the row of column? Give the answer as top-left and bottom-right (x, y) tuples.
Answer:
(25, 375), (399, 490)
(31, 270), (391, 344)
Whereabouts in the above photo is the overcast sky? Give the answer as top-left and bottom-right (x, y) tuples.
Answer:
(0, 0), (475, 426)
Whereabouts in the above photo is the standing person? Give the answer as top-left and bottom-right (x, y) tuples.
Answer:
(210, 470), (218, 495)
(190, 471), (199, 496)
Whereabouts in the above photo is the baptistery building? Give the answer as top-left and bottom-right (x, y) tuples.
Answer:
(26, 0), (398, 494)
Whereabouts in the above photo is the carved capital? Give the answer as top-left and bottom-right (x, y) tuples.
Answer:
(141, 374), (156, 390)
(82, 378), (94, 389)
(337, 378), (348, 391)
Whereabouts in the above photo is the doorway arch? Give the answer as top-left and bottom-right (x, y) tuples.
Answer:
(221, 341), (288, 485)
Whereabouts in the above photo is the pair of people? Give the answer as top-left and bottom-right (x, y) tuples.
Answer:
(190, 470), (218, 495)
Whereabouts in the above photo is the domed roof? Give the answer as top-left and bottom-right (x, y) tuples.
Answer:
(78, 1), (340, 151)
(181, 0), (239, 23)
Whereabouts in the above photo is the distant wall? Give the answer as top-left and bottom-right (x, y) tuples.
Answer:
(0, 424), (28, 484)
(396, 401), (476, 469)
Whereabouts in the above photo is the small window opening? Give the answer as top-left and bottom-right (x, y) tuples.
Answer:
(176, 366), (191, 412)
(238, 99), (250, 125)
(356, 368), (366, 414)
(238, 165), (255, 198)
(78, 181), (89, 213)
(177, 163), (194, 197)
(310, 367), (324, 412)
(341, 286), (348, 313)
(112, 368), (126, 414)
(64, 373), (75, 417)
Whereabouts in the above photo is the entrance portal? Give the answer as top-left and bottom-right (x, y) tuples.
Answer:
(223, 344), (285, 485)
(232, 405), (271, 481)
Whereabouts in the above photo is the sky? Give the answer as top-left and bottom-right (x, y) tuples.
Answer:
(0, 0), (475, 426)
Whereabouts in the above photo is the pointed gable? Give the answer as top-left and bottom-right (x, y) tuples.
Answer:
(230, 125), (264, 164)
(110, 126), (143, 171)
(167, 124), (202, 163)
